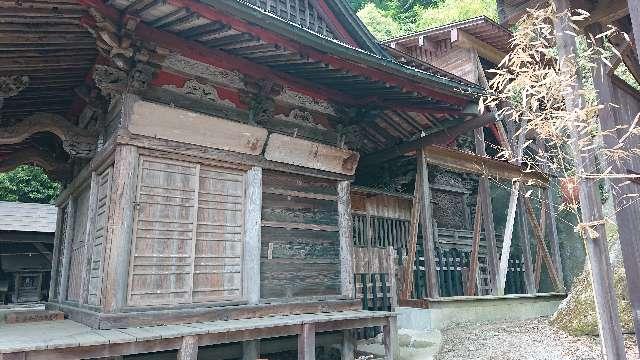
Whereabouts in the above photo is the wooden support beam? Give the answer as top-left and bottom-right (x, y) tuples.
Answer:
(498, 181), (520, 296)
(533, 196), (545, 291)
(244, 167), (262, 304)
(0, 112), (97, 157)
(338, 181), (355, 298)
(177, 336), (198, 360)
(554, 2), (626, 356)
(383, 316), (398, 360)
(475, 128), (499, 295)
(102, 143), (139, 312)
(631, 0), (640, 64)
(401, 165), (422, 300)
(418, 146), (439, 299)
(298, 323), (316, 360)
(465, 192), (483, 296)
(523, 198), (564, 292)
(517, 194), (536, 295)
(451, 28), (507, 65)
(242, 340), (260, 360)
(589, 21), (640, 350)
(58, 197), (76, 301)
(81, 172), (99, 304)
(48, 205), (64, 301)
(341, 330), (355, 360)
(360, 113), (497, 166)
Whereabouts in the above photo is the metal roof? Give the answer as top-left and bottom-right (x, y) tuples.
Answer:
(0, 201), (57, 233)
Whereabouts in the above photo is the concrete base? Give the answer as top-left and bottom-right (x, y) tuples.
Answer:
(397, 293), (565, 331)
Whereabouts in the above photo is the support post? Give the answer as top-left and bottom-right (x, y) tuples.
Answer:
(341, 330), (355, 360)
(418, 146), (439, 298)
(401, 167), (422, 300)
(474, 127), (499, 294)
(383, 316), (398, 360)
(517, 194), (536, 294)
(58, 197), (76, 301)
(244, 167), (262, 304)
(49, 205), (65, 300)
(102, 144), (138, 312)
(338, 181), (355, 298)
(629, 0), (640, 61)
(298, 323), (316, 360)
(588, 22), (640, 350)
(81, 172), (99, 304)
(497, 181), (520, 295)
(242, 340), (260, 360)
(553, 1), (626, 357)
(177, 336), (198, 360)
(465, 192), (483, 296)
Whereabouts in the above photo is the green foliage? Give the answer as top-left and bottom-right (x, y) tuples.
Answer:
(356, 3), (405, 40)
(415, 0), (498, 30)
(0, 165), (61, 204)
(353, 0), (498, 40)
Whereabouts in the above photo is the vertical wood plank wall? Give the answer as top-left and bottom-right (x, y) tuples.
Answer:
(127, 156), (246, 306)
(87, 166), (113, 305)
(260, 170), (341, 299)
(66, 185), (91, 302)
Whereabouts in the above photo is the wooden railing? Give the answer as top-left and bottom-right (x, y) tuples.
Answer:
(353, 213), (527, 299)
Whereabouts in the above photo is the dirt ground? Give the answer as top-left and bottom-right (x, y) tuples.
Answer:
(436, 317), (638, 360)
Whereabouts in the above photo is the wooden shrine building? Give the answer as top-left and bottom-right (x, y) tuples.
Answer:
(0, 0), (509, 359)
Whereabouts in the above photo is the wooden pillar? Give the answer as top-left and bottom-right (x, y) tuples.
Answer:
(418, 146), (439, 298)
(48, 205), (65, 301)
(474, 127), (499, 294)
(298, 323), (316, 360)
(588, 22), (640, 351)
(383, 316), (398, 360)
(177, 336), (198, 360)
(517, 194), (536, 294)
(341, 330), (355, 360)
(338, 181), (355, 298)
(629, 0), (640, 61)
(243, 340), (260, 360)
(552, 1), (626, 357)
(58, 197), (76, 300)
(102, 144), (139, 312)
(81, 172), (99, 304)
(401, 168), (422, 299)
(244, 167), (262, 304)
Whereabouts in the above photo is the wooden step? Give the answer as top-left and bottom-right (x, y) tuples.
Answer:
(4, 309), (64, 324)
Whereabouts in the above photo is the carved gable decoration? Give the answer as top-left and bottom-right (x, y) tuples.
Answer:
(243, 0), (346, 42)
(275, 109), (326, 129)
(163, 79), (236, 108)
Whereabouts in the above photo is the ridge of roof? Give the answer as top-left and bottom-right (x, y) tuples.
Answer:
(383, 15), (512, 44)
(222, 0), (486, 97)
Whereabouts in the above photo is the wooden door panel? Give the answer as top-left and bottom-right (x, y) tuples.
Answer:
(128, 157), (197, 306)
(128, 157), (245, 306)
(193, 166), (244, 302)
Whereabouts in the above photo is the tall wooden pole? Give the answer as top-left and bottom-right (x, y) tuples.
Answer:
(553, 1), (626, 357)
(401, 168), (422, 300)
(629, 0), (640, 62)
(474, 127), (499, 294)
(588, 22), (640, 351)
(418, 146), (439, 298)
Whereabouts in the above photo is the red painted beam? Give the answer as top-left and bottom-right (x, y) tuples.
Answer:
(79, 0), (470, 112)
(165, 0), (469, 106)
(78, 1), (360, 104)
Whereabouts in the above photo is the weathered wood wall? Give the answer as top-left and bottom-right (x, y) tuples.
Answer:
(87, 166), (113, 306)
(260, 170), (341, 299)
(66, 185), (91, 302)
(127, 156), (245, 306)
